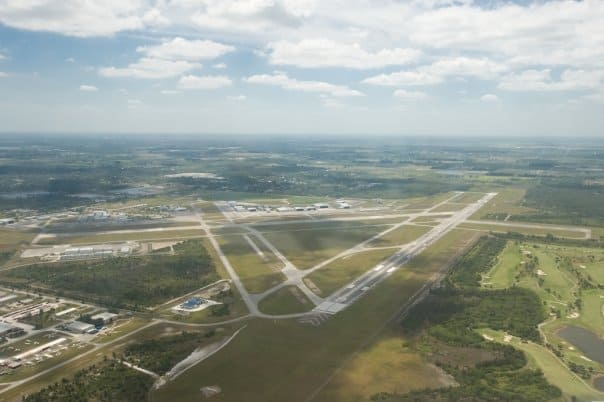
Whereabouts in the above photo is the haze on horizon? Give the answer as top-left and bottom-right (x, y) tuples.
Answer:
(0, 0), (603, 136)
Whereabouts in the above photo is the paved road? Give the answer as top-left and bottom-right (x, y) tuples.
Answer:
(313, 193), (497, 314)
(193, 205), (260, 316)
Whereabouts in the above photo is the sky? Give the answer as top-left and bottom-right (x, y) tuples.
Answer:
(0, 0), (603, 136)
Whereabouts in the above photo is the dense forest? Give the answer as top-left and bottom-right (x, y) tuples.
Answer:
(22, 359), (153, 402)
(123, 330), (217, 375)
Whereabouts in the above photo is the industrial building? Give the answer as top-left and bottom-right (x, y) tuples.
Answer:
(91, 312), (118, 324)
(65, 321), (95, 334)
(0, 322), (23, 338)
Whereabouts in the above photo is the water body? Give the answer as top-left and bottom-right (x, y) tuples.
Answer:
(557, 325), (604, 364)
(594, 376), (604, 392)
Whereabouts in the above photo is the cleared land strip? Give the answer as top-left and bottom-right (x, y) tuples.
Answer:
(243, 234), (265, 259)
(462, 220), (591, 239)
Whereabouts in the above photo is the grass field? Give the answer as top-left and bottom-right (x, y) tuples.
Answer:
(470, 187), (535, 220)
(258, 286), (313, 315)
(484, 241), (577, 312)
(482, 240), (523, 288)
(402, 192), (456, 210)
(199, 201), (226, 221)
(218, 234), (285, 294)
(258, 222), (388, 270)
(306, 249), (397, 295)
(313, 331), (456, 402)
(152, 229), (478, 402)
(451, 192), (486, 204)
(0, 229), (37, 249)
(368, 224), (432, 248)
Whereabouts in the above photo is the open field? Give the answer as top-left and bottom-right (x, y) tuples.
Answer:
(258, 286), (313, 315)
(312, 331), (456, 402)
(402, 192), (456, 210)
(367, 224), (432, 248)
(0, 229), (37, 249)
(258, 222), (388, 270)
(152, 229), (478, 402)
(451, 192), (487, 204)
(218, 234), (285, 294)
(470, 187), (535, 221)
(306, 248), (397, 295)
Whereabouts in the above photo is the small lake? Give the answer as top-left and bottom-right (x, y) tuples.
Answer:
(594, 376), (604, 392)
(557, 325), (604, 364)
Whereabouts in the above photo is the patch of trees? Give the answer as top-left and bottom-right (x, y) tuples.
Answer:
(520, 180), (604, 226)
(387, 236), (559, 401)
(1, 240), (218, 310)
(23, 359), (153, 402)
(122, 330), (216, 375)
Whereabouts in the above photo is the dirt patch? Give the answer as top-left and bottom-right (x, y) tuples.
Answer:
(304, 278), (322, 295)
(425, 341), (498, 368)
(289, 287), (308, 304)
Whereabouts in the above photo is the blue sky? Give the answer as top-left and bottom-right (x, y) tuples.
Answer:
(0, 0), (603, 136)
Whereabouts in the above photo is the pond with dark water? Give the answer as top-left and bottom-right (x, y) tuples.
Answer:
(557, 325), (604, 364)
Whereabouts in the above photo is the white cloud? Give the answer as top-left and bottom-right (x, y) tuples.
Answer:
(188, 0), (313, 34)
(160, 89), (181, 95)
(137, 37), (234, 61)
(228, 94), (247, 100)
(363, 56), (507, 87)
(498, 69), (604, 92)
(406, 1), (604, 69)
(127, 98), (143, 109)
(100, 57), (200, 79)
(320, 95), (344, 109)
(246, 72), (363, 97)
(362, 70), (442, 87)
(213, 62), (227, 69)
(142, 8), (170, 27)
(393, 89), (427, 100)
(480, 94), (499, 102)
(0, 71), (7, 77)
(425, 57), (507, 79)
(266, 38), (420, 69)
(66, 57), (75, 63)
(0, 52), (5, 60)
(79, 84), (98, 91)
(178, 75), (233, 90)
(100, 37), (232, 81)
(0, 0), (146, 37)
